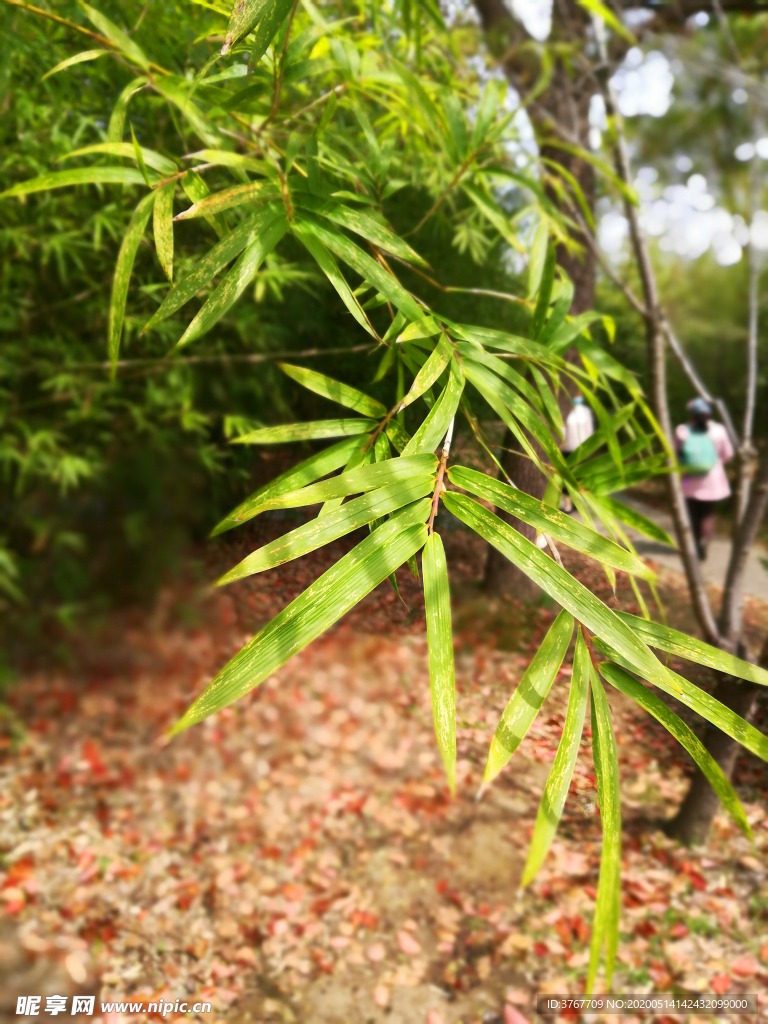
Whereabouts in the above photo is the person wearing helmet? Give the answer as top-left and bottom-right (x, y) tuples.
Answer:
(561, 395), (594, 514)
(675, 398), (734, 561)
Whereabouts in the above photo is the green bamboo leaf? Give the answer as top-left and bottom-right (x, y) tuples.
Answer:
(403, 359), (463, 456)
(219, 482), (433, 584)
(576, 335), (641, 394)
(616, 613), (768, 687)
(531, 365), (564, 434)
(108, 77), (147, 143)
(259, 453), (437, 512)
(293, 193), (427, 266)
(292, 221), (374, 337)
(174, 181), (280, 220)
(591, 638), (768, 763)
(249, 0), (294, 64)
(530, 242), (556, 338)
(546, 311), (604, 354)
(400, 334), (452, 411)
(212, 436), (365, 535)
(108, 191), (156, 370)
(222, 0), (294, 54)
(578, 0), (636, 43)
(184, 150), (277, 179)
(234, 419), (376, 445)
(600, 663), (751, 838)
(398, 316), (441, 342)
(0, 167), (150, 200)
(423, 532), (457, 793)
(447, 467), (652, 579)
(462, 181), (524, 252)
(527, 218), (549, 299)
(452, 324), (562, 366)
(180, 170), (227, 238)
(279, 363), (386, 418)
(177, 208), (289, 347)
(42, 49), (108, 80)
(171, 516), (429, 732)
(455, 343), (546, 416)
(594, 496), (675, 547)
(484, 610), (573, 784)
(129, 124), (152, 188)
(79, 2), (150, 69)
(318, 436), (373, 518)
(521, 630), (590, 886)
(153, 182), (175, 282)
(441, 493), (686, 700)
(588, 668), (621, 993)
(60, 142), (176, 176)
(386, 420), (411, 453)
(295, 214), (424, 321)
(143, 207), (272, 332)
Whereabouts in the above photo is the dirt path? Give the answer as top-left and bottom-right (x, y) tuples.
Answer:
(2, 531), (768, 1023)
(612, 495), (768, 602)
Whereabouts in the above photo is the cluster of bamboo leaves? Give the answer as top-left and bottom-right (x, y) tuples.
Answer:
(5, 0), (768, 991)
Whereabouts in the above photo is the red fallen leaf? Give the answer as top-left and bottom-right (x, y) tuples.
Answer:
(760, 945), (768, 965)
(260, 846), (282, 860)
(82, 739), (107, 777)
(351, 910), (378, 930)
(4, 898), (25, 914)
(634, 921), (657, 939)
(686, 871), (707, 892)
(670, 923), (689, 939)
(554, 918), (573, 945)
(583, 885), (598, 900)
(77, 849), (95, 871)
(711, 975), (731, 994)
(533, 941), (548, 956)
(282, 883), (304, 901)
(573, 916), (590, 943)
(436, 879), (448, 894)
(731, 956), (758, 978)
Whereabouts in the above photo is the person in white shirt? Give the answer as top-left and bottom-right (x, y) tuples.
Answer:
(561, 395), (594, 513)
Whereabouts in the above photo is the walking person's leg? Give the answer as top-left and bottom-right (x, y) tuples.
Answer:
(686, 498), (705, 561)
(697, 500), (716, 560)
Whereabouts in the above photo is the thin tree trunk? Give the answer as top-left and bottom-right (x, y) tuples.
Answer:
(475, 0), (597, 597)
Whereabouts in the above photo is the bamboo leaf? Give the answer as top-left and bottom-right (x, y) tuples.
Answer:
(398, 316), (441, 342)
(0, 167), (150, 199)
(79, 2), (150, 68)
(447, 467), (652, 579)
(463, 181), (524, 252)
(600, 663), (751, 838)
(177, 208), (289, 347)
(594, 496), (675, 547)
(423, 532), (457, 793)
(180, 170), (227, 237)
(591, 638), (768, 763)
(441, 493), (687, 700)
(259, 453), (437, 511)
(249, 0), (295, 65)
(452, 324), (562, 366)
(527, 218), (549, 299)
(143, 207), (272, 332)
(616, 613), (768, 688)
(108, 191), (156, 370)
(222, 0), (294, 54)
(484, 610), (574, 784)
(400, 334), (452, 410)
(108, 77), (147, 143)
(279, 363), (386, 417)
(293, 193), (427, 266)
(293, 221), (374, 336)
(233, 419), (376, 444)
(42, 49), (108, 80)
(521, 630), (590, 885)
(386, 419), (412, 453)
(295, 214), (424, 321)
(60, 142), (176, 176)
(171, 516), (429, 732)
(530, 242), (556, 338)
(212, 436), (365, 535)
(174, 181), (280, 220)
(403, 359), (464, 455)
(588, 667), (621, 993)
(219, 484), (433, 584)
(153, 182), (175, 281)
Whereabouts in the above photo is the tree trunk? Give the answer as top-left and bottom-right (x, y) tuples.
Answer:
(475, 0), (597, 597)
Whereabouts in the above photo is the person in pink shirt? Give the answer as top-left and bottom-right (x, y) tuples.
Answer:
(674, 398), (734, 561)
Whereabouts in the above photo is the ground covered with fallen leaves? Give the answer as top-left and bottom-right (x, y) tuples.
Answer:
(2, 517), (768, 1024)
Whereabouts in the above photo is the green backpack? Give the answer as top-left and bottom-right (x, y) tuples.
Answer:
(679, 429), (718, 475)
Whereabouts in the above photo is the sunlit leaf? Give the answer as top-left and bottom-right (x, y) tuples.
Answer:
(521, 630), (589, 885)
(423, 532), (456, 793)
(174, 181), (280, 220)
(594, 496), (675, 547)
(79, 2), (150, 69)
(219, 483), (433, 583)
(0, 167), (151, 199)
(293, 193), (427, 265)
(403, 359), (463, 455)
(108, 191), (156, 370)
(222, 0), (294, 54)
(279, 363), (386, 418)
(233, 419), (376, 444)
(171, 515), (429, 732)
(600, 663), (751, 838)
(153, 182), (175, 281)
(400, 334), (452, 410)
(588, 667), (621, 993)
(42, 49), (108, 80)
